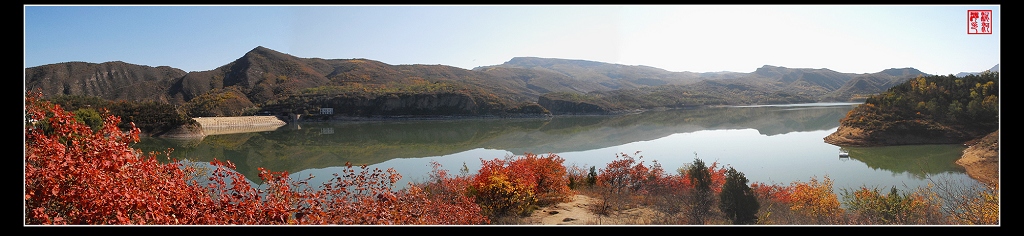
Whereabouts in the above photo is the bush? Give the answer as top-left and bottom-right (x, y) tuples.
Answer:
(917, 177), (998, 225)
(25, 91), (488, 225)
(596, 152), (665, 194)
(471, 153), (572, 218)
(788, 176), (844, 224)
(26, 92), (216, 224)
(842, 186), (931, 224)
(719, 167), (759, 224)
(72, 108), (104, 131)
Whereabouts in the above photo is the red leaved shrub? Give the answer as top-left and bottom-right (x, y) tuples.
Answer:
(26, 91), (219, 224)
(471, 153), (572, 217)
(25, 91), (488, 225)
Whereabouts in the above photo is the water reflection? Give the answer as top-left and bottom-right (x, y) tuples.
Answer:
(840, 145), (967, 179)
(134, 103), (977, 192)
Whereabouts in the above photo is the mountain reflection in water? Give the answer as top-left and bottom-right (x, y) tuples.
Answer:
(134, 103), (979, 192)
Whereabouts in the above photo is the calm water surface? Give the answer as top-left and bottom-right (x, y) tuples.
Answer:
(135, 103), (982, 193)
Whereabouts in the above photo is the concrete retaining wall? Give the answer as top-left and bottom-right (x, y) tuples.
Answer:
(192, 116), (286, 136)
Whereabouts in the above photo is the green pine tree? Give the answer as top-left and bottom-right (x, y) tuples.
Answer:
(686, 157), (713, 224)
(719, 167), (760, 224)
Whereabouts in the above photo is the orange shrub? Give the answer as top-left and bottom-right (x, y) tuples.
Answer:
(518, 154), (572, 204)
(788, 176), (843, 223)
(471, 153), (572, 217)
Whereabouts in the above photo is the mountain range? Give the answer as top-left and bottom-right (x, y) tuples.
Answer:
(955, 64), (999, 77)
(26, 46), (955, 117)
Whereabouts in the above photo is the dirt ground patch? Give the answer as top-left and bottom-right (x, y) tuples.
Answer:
(521, 194), (661, 225)
(956, 130), (999, 187)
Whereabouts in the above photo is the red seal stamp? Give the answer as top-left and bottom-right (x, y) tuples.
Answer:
(968, 10), (993, 34)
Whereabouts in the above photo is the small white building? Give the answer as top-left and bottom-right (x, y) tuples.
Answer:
(320, 108), (333, 115)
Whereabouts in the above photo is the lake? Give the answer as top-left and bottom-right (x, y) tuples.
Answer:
(133, 103), (982, 194)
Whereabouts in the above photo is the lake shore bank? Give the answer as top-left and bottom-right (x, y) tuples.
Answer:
(956, 130), (999, 187)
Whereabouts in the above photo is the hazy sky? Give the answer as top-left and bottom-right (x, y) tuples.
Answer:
(25, 5), (1000, 75)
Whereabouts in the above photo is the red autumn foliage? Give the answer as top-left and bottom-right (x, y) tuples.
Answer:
(471, 153), (572, 217)
(26, 91), (217, 224)
(709, 164), (729, 193)
(595, 152), (728, 196)
(596, 152), (658, 193)
(513, 153), (573, 205)
(24, 91), (488, 225)
(750, 182), (796, 204)
(28, 89), (992, 225)
(281, 162), (488, 225)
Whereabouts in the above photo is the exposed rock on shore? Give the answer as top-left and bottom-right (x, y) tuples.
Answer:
(822, 125), (872, 146)
(823, 120), (978, 147)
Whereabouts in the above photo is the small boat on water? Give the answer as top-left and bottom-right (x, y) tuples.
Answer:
(839, 151), (850, 158)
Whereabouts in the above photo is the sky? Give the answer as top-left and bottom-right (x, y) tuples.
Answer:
(24, 5), (1000, 76)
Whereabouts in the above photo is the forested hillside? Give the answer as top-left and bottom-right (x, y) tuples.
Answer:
(42, 95), (198, 137)
(824, 72), (999, 146)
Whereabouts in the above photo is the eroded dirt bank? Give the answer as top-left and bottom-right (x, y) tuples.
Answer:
(956, 130), (999, 187)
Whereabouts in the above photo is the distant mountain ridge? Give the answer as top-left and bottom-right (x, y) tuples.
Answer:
(476, 57), (930, 113)
(25, 61), (187, 103)
(25, 46), (933, 117)
(955, 64), (999, 77)
(474, 56), (705, 92)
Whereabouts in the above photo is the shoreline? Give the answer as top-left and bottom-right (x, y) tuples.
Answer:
(826, 126), (999, 187)
(293, 108), (657, 123)
(955, 130), (999, 187)
(308, 113), (554, 122)
(150, 108), (998, 189)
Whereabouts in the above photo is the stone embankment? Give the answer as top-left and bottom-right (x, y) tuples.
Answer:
(192, 116), (287, 136)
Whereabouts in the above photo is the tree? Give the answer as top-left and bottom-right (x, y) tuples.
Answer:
(587, 165), (598, 187)
(72, 107), (104, 131)
(719, 167), (759, 224)
(685, 157), (713, 224)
